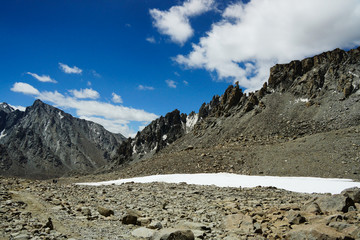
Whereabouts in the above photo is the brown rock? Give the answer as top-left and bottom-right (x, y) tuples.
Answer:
(97, 207), (114, 217)
(286, 223), (352, 240)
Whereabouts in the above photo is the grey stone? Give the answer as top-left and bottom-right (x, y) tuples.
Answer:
(131, 227), (156, 239)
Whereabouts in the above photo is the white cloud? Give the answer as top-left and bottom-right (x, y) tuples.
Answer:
(79, 116), (136, 138)
(11, 82), (158, 137)
(175, 0), (360, 92)
(87, 81), (92, 86)
(11, 82), (40, 95)
(112, 92), (123, 104)
(166, 79), (177, 88)
(69, 88), (100, 99)
(10, 104), (26, 112)
(150, 0), (214, 45)
(183, 80), (189, 85)
(59, 63), (82, 74)
(90, 70), (101, 78)
(146, 36), (156, 44)
(138, 85), (155, 91)
(26, 72), (57, 83)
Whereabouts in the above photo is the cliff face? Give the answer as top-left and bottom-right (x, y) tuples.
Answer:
(117, 109), (198, 163)
(0, 100), (125, 179)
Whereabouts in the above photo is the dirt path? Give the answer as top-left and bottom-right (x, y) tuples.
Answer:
(9, 189), (78, 238)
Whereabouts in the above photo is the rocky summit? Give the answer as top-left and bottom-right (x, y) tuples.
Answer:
(0, 100), (125, 179)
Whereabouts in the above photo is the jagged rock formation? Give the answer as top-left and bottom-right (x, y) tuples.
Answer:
(117, 109), (198, 163)
(0, 100), (125, 179)
(188, 47), (360, 144)
(114, 47), (360, 180)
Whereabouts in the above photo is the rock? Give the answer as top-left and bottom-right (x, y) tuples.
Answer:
(81, 207), (91, 216)
(286, 210), (306, 225)
(138, 217), (152, 226)
(148, 221), (163, 230)
(12, 233), (30, 240)
(43, 218), (54, 230)
(122, 210), (141, 225)
(315, 195), (355, 213)
(175, 221), (211, 232)
(221, 213), (254, 233)
(286, 224), (353, 240)
(131, 227), (156, 239)
(341, 187), (360, 203)
(301, 201), (321, 214)
(97, 207), (114, 217)
(163, 230), (195, 240)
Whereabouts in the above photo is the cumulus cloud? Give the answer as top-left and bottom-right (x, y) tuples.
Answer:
(69, 88), (100, 99)
(26, 72), (57, 83)
(165, 79), (177, 88)
(175, 0), (360, 92)
(112, 92), (123, 104)
(59, 63), (82, 74)
(10, 82), (158, 137)
(79, 116), (135, 138)
(11, 82), (40, 95)
(150, 0), (214, 45)
(138, 85), (155, 91)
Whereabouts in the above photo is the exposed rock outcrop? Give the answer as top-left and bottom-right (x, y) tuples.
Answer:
(117, 109), (199, 163)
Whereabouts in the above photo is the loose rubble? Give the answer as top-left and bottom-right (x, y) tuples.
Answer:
(1, 177), (360, 239)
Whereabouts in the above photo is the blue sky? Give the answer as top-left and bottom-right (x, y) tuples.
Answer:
(1, 0), (359, 137)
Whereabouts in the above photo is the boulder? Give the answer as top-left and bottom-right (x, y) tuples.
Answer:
(131, 227), (156, 239)
(122, 210), (141, 225)
(97, 207), (114, 217)
(286, 224), (353, 240)
(221, 213), (254, 233)
(341, 187), (360, 203)
(163, 230), (195, 240)
(315, 195), (355, 213)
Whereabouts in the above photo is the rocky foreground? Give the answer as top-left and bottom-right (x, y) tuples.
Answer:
(1, 177), (360, 240)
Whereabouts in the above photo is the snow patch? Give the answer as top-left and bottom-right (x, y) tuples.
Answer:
(0, 130), (6, 140)
(186, 113), (199, 133)
(78, 173), (360, 194)
(58, 111), (64, 119)
(132, 144), (137, 154)
(294, 98), (309, 103)
(162, 135), (167, 141)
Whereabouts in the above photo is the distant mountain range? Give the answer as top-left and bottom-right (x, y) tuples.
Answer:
(1, 47), (359, 179)
(0, 100), (125, 179)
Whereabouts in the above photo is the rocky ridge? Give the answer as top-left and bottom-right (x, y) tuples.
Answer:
(0, 100), (125, 179)
(112, 47), (360, 180)
(1, 177), (360, 239)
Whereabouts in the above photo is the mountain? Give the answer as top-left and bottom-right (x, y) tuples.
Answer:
(113, 47), (360, 180)
(0, 100), (125, 179)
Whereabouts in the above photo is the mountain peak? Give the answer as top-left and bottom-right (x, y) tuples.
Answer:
(0, 102), (15, 114)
